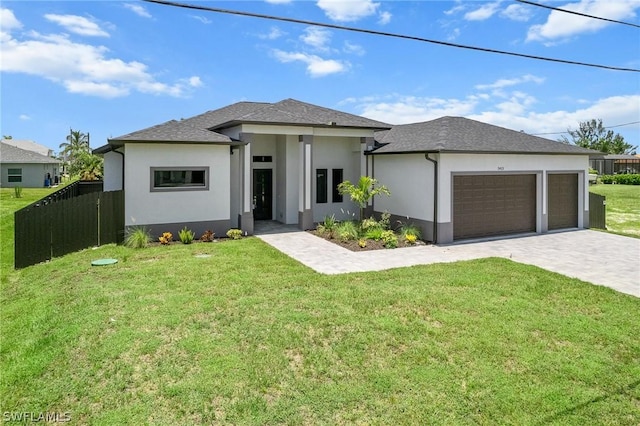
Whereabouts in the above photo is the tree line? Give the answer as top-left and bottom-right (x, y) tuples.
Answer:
(559, 119), (636, 155)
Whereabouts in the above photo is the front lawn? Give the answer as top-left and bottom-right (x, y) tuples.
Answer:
(1, 236), (638, 423)
(590, 184), (640, 238)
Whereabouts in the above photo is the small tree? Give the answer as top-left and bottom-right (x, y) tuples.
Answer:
(338, 176), (390, 221)
(559, 119), (636, 154)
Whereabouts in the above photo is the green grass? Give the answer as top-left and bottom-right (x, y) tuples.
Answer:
(1, 189), (639, 424)
(590, 184), (640, 238)
(0, 187), (65, 274)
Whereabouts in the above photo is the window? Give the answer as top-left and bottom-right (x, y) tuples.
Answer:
(151, 167), (209, 191)
(316, 169), (327, 203)
(7, 168), (22, 183)
(332, 169), (343, 202)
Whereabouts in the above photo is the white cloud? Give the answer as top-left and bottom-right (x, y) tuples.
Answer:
(259, 26), (286, 40)
(350, 95), (479, 124)
(527, 0), (640, 42)
(44, 14), (109, 37)
(378, 11), (392, 25)
(500, 4), (532, 22)
(0, 12), (201, 98)
(273, 50), (348, 77)
(1, 8), (22, 32)
(301, 27), (332, 50)
(444, 4), (466, 16)
(316, 0), (379, 22)
(345, 88), (640, 139)
(19, 114), (31, 121)
(186, 76), (203, 87)
(447, 28), (461, 41)
(464, 1), (503, 21)
(190, 15), (212, 24)
(475, 74), (545, 91)
(469, 95), (640, 136)
(343, 41), (365, 56)
(124, 3), (152, 19)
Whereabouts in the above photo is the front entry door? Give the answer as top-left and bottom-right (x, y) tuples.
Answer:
(253, 169), (272, 220)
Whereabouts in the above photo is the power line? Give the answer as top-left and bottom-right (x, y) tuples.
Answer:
(143, 0), (640, 73)
(516, 0), (640, 29)
(530, 121), (640, 136)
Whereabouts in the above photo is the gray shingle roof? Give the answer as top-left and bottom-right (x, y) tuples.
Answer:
(109, 119), (233, 144)
(0, 142), (60, 164)
(372, 116), (598, 155)
(108, 99), (392, 145)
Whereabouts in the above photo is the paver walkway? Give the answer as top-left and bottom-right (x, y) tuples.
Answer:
(257, 227), (640, 298)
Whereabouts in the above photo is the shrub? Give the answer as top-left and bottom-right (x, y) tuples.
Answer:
(358, 239), (367, 248)
(589, 168), (598, 175)
(364, 227), (384, 241)
(398, 223), (422, 240)
(336, 221), (359, 242)
(159, 232), (173, 245)
(13, 186), (22, 199)
(600, 174), (640, 185)
(379, 211), (391, 230)
(317, 215), (337, 239)
(360, 217), (379, 231)
(124, 227), (151, 249)
(178, 227), (195, 244)
(405, 234), (417, 245)
(615, 174), (640, 185)
(200, 230), (215, 242)
(226, 229), (243, 240)
(381, 230), (398, 248)
(600, 175), (615, 184)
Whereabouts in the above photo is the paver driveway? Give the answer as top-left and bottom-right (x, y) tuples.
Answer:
(257, 228), (640, 298)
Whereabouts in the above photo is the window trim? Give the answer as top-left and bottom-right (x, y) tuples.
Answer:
(7, 168), (22, 183)
(150, 167), (209, 192)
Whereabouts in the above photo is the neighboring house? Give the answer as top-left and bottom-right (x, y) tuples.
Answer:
(590, 154), (639, 175)
(95, 98), (596, 243)
(0, 142), (61, 188)
(1, 139), (54, 157)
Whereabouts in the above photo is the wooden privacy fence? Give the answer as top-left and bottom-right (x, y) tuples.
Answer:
(14, 190), (124, 269)
(589, 192), (606, 230)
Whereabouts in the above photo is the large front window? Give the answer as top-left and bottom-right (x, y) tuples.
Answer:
(151, 167), (209, 191)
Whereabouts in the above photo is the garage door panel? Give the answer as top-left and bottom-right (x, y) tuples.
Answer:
(548, 174), (578, 230)
(453, 174), (536, 240)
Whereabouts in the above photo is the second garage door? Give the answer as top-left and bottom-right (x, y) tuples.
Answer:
(453, 174), (536, 240)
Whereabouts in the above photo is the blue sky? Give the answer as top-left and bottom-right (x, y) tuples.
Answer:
(1, 0), (639, 153)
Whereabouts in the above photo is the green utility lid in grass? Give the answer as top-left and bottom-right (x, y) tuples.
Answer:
(91, 258), (118, 266)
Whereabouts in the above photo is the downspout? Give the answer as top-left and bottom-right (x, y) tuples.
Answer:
(115, 149), (125, 191)
(425, 153), (438, 244)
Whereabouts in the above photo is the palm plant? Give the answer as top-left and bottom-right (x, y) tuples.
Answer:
(59, 129), (90, 176)
(337, 176), (390, 221)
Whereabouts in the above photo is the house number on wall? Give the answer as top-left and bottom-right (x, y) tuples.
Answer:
(497, 166), (505, 171)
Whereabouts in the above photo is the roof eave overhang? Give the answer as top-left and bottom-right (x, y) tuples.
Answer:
(212, 120), (392, 132)
(368, 149), (594, 156)
(106, 139), (244, 146)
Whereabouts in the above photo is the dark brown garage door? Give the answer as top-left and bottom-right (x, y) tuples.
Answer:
(548, 173), (578, 230)
(453, 174), (536, 240)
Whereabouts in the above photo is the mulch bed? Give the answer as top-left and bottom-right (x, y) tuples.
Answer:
(308, 230), (428, 252)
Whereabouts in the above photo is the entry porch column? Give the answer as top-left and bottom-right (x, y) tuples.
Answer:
(298, 135), (313, 230)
